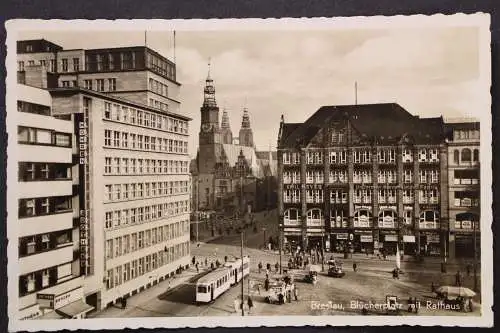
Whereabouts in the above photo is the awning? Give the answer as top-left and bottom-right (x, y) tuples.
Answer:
(55, 299), (94, 318)
(37, 310), (64, 319)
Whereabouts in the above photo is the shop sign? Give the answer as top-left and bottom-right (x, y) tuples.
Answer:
(454, 221), (462, 229)
(335, 233), (348, 240)
(78, 121), (88, 165)
(360, 235), (373, 243)
(427, 234), (440, 243)
(385, 235), (398, 242)
(461, 221), (472, 229)
(37, 293), (55, 309)
(54, 287), (83, 310)
(80, 210), (90, 273)
(403, 235), (415, 243)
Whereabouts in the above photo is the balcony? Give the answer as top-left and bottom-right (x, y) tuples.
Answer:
(18, 276), (83, 311)
(19, 212), (73, 238)
(18, 111), (73, 133)
(19, 244), (73, 276)
(19, 145), (72, 163)
(453, 178), (480, 186)
(284, 219), (301, 226)
(18, 180), (72, 198)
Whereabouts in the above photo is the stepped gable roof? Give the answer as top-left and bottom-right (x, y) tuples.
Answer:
(221, 144), (263, 178)
(280, 103), (445, 148)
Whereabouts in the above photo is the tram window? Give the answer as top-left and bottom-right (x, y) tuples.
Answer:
(197, 286), (207, 293)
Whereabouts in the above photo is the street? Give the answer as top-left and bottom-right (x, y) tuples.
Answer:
(93, 233), (481, 318)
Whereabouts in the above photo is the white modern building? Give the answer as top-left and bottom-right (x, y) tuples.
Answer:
(14, 38), (192, 314)
(13, 84), (91, 320)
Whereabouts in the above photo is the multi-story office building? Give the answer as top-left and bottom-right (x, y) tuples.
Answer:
(277, 103), (448, 257)
(12, 84), (90, 320)
(445, 120), (480, 258)
(15, 39), (191, 312)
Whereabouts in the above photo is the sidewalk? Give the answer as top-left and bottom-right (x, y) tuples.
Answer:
(89, 266), (209, 318)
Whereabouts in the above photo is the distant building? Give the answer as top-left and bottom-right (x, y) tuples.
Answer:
(15, 39), (191, 315)
(444, 120), (480, 258)
(193, 67), (277, 216)
(277, 103), (449, 257)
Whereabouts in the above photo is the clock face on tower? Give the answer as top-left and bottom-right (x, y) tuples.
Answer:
(201, 123), (212, 132)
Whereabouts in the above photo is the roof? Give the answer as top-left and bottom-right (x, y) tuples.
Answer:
(255, 151), (278, 160)
(197, 268), (230, 284)
(222, 144), (262, 178)
(279, 103), (445, 148)
(190, 158), (198, 174)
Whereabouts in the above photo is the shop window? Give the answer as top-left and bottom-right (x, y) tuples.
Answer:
(354, 209), (372, 228)
(378, 210), (397, 228)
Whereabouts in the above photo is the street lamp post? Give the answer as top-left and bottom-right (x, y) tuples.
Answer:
(321, 233), (325, 272)
(240, 230), (245, 316)
(473, 220), (478, 292)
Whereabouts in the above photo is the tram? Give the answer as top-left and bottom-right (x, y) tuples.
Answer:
(195, 256), (250, 304)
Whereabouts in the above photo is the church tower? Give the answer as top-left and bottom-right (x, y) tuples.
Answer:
(239, 107), (254, 147)
(198, 61), (222, 174)
(220, 108), (233, 144)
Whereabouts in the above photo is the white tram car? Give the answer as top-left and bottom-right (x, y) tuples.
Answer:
(196, 256), (250, 304)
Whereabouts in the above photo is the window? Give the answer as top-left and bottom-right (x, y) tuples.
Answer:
(419, 210), (439, 229)
(378, 210), (397, 228)
(453, 149), (460, 164)
(113, 131), (120, 147)
(49, 59), (56, 72)
(354, 209), (372, 228)
(61, 59), (68, 72)
(96, 79), (104, 91)
(461, 148), (471, 162)
(108, 78), (116, 91)
(84, 79), (93, 90)
(404, 169), (413, 183)
(402, 149), (413, 162)
(18, 61), (24, 71)
(104, 130), (111, 146)
(418, 149), (427, 162)
(104, 102), (111, 119)
(73, 58), (79, 71)
(473, 149), (479, 162)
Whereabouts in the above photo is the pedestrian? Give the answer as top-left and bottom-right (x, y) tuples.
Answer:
(468, 298), (473, 312)
(216, 259), (220, 267)
(278, 293), (284, 305)
(267, 263), (271, 271)
(264, 277), (270, 291)
(353, 262), (357, 272)
(192, 256), (196, 266)
(258, 262), (263, 274)
(455, 270), (462, 286)
(275, 262), (279, 273)
(257, 284), (261, 295)
(466, 264), (471, 277)
(205, 258), (208, 267)
(224, 255), (228, 263)
(210, 262), (214, 270)
(196, 262), (199, 273)
(294, 285), (298, 301)
(247, 297), (254, 314)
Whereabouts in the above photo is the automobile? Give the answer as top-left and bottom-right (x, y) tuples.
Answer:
(327, 261), (345, 278)
(264, 281), (294, 304)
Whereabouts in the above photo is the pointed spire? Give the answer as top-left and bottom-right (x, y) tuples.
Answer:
(203, 58), (217, 107)
(221, 108), (230, 129)
(241, 107), (251, 129)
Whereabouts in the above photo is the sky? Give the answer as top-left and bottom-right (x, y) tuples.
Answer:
(17, 25), (484, 158)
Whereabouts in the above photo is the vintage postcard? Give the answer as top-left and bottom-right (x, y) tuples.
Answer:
(5, 14), (493, 331)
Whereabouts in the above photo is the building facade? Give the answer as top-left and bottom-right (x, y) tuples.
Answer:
(194, 69), (277, 216)
(15, 39), (191, 314)
(277, 104), (449, 257)
(445, 121), (480, 258)
(13, 84), (89, 320)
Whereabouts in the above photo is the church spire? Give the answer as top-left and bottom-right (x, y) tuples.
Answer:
(241, 107), (251, 129)
(221, 109), (230, 129)
(203, 58), (217, 107)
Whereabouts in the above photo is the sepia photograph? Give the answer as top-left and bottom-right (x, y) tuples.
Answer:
(5, 14), (492, 331)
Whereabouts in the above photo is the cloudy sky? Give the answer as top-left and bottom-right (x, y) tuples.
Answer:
(18, 24), (484, 157)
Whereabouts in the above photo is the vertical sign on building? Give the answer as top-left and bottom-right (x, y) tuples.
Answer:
(77, 111), (91, 275)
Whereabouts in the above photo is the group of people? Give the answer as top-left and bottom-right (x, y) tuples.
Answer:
(258, 261), (280, 275)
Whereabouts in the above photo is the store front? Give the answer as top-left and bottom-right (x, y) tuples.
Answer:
(283, 231), (302, 254)
(353, 231), (373, 254)
(331, 232), (349, 253)
(419, 232), (441, 256)
(454, 232), (480, 258)
(402, 235), (417, 256)
(380, 232), (398, 255)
